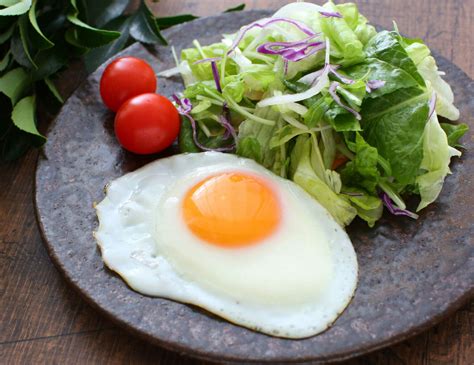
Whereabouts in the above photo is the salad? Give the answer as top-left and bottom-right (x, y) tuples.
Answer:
(162, 1), (468, 227)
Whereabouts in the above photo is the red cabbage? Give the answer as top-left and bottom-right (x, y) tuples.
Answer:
(211, 61), (222, 93)
(366, 79), (386, 93)
(173, 95), (235, 152)
(257, 37), (325, 62)
(329, 82), (362, 120)
(380, 192), (419, 219)
(329, 65), (355, 84)
(319, 11), (343, 18)
(228, 17), (317, 56)
(301, 64), (355, 86)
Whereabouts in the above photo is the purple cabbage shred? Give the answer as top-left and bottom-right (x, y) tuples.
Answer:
(257, 37), (325, 62)
(173, 95), (235, 152)
(228, 17), (317, 56)
(319, 11), (343, 18)
(210, 61), (222, 93)
(328, 82), (362, 120)
(366, 79), (386, 93)
(329, 65), (355, 84)
(380, 192), (419, 219)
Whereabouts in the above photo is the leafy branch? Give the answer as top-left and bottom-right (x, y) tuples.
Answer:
(0, 0), (244, 161)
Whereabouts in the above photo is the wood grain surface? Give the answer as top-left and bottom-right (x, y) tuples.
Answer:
(1, 1), (473, 364)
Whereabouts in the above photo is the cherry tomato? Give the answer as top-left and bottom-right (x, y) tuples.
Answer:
(114, 93), (180, 154)
(332, 155), (349, 170)
(100, 57), (157, 112)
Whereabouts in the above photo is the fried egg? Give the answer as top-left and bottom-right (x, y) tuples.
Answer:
(95, 152), (357, 338)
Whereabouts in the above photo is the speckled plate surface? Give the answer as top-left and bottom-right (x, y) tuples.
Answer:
(35, 10), (474, 364)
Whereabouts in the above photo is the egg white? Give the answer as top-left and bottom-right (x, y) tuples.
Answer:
(95, 152), (358, 338)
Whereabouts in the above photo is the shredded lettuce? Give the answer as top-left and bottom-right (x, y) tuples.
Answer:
(291, 135), (357, 226)
(168, 1), (468, 227)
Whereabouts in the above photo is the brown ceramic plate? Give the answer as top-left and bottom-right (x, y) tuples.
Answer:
(35, 10), (474, 364)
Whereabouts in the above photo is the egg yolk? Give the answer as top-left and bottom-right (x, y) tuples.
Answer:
(182, 172), (281, 247)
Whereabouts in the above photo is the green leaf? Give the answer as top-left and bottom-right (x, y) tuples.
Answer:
(224, 3), (245, 12)
(11, 95), (45, 145)
(181, 43), (238, 81)
(222, 75), (244, 103)
(183, 81), (223, 101)
(129, 1), (166, 45)
(345, 58), (419, 99)
(178, 117), (200, 153)
(440, 123), (469, 148)
(320, 1), (365, 66)
(18, 14), (37, 68)
(28, 0), (54, 49)
(399, 34), (459, 120)
(365, 31), (425, 87)
(303, 95), (330, 128)
(44, 77), (63, 103)
(236, 136), (262, 163)
(237, 110), (279, 170)
(156, 14), (198, 30)
(242, 64), (276, 93)
(341, 133), (380, 193)
(0, 67), (29, 104)
(269, 124), (309, 149)
(31, 39), (69, 80)
(0, 0), (31, 16)
(64, 28), (89, 54)
(335, 2), (376, 45)
(344, 187), (383, 227)
(37, 6), (68, 36)
(67, 0), (121, 48)
(361, 87), (430, 185)
(416, 112), (461, 211)
(0, 0), (20, 6)
(324, 105), (361, 132)
(80, 0), (128, 28)
(84, 16), (132, 73)
(291, 135), (357, 227)
(0, 50), (11, 71)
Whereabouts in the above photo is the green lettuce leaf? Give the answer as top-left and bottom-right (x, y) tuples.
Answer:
(361, 87), (430, 185)
(402, 37), (459, 120)
(343, 187), (383, 227)
(320, 2), (365, 66)
(345, 58), (419, 98)
(222, 75), (245, 103)
(325, 105), (361, 132)
(365, 31), (425, 87)
(291, 135), (357, 227)
(181, 43), (238, 82)
(416, 112), (461, 211)
(335, 2), (376, 45)
(236, 107), (280, 171)
(341, 133), (380, 193)
(440, 123), (469, 148)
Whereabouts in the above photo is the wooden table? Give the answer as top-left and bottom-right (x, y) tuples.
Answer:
(1, 1), (473, 364)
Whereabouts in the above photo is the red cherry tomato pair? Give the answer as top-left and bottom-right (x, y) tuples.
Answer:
(100, 57), (180, 154)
